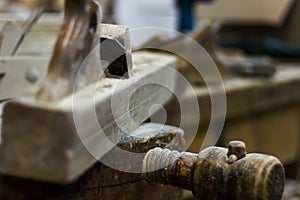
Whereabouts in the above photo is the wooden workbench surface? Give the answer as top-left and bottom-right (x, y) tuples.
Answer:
(166, 64), (300, 165)
(196, 65), (300, 121)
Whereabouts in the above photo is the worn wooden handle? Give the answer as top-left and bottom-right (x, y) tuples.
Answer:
(37, 0), (100, 101)
(143, 141), (285, 200)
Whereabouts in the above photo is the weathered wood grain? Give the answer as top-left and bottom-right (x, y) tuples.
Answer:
(0, 123), (184, 200)
(0, 52), (177, 183)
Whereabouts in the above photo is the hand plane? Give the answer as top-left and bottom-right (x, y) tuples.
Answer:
(0, 0), (177, 183)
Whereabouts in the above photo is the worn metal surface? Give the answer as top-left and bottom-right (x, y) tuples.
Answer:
(37, 0), (101, 101)
(143, 141), (285, 200)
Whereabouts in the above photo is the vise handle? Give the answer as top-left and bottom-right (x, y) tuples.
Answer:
(143, 141), (284, 200)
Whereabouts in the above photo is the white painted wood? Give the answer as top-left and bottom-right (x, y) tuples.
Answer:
(0, 56), (50, 100)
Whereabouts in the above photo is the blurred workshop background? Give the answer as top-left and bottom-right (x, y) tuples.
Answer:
(1, 0), (300, 199)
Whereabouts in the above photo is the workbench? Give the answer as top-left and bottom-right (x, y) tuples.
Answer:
(168, 65), (300, 166)
(0, 123), (184, 200)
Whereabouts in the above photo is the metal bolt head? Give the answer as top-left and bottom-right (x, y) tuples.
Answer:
(227, 154), (237, 164)
(25, 68), (40, 83)
(227, 141), (247, 160)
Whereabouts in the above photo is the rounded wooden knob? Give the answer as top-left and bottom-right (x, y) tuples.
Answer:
(143, 141), (284, 200)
